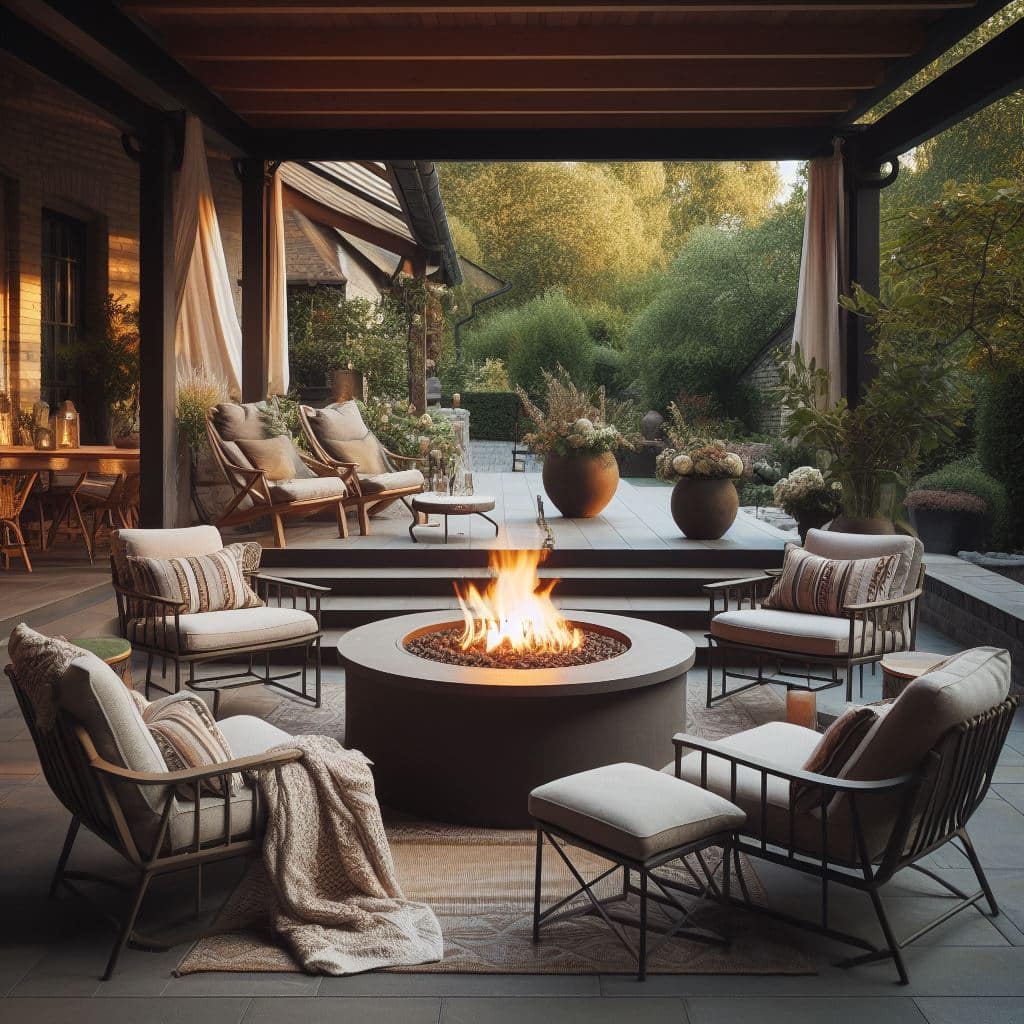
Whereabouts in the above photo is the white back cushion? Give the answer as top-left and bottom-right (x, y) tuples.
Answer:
(804, 529), (923, 598)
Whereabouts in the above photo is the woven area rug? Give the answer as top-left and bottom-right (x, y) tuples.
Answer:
(179, 684), (810, 976)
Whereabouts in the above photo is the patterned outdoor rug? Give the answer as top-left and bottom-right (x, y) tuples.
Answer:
(178, 684), (810, 976)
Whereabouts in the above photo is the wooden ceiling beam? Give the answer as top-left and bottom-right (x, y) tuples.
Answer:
(256, 111), (832, 130)
(259, 125), (833, 161)
(200, 57), (886, 92)
(167, 24), (922, 60)
(123, 1), (973, 12)
(230, 88), (857, 114)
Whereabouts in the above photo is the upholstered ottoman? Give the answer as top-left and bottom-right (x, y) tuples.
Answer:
(528, 763), (746, 979)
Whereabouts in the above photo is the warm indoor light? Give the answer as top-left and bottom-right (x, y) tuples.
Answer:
(55, 400), (80, 449)
(786, 689), (817, 730)
(456, 549), (583, 655)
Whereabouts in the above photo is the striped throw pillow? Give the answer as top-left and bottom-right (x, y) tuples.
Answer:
(762, 546), (898, 618)
(128, 548), (262, 614)
(146, 697), (238, 798)
(792, 705), (878, 812)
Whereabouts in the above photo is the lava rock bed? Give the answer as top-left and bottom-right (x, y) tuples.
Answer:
(404, 627), (629, 670)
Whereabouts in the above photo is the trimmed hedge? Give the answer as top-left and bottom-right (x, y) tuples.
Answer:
(911, 456), (1010, 549)
(458, 391), (521, 441)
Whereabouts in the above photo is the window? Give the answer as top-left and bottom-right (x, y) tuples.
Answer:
(41, 208), (87, 410)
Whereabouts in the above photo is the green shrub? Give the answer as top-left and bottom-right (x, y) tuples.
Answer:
(592, 345), (624, 394)
(461, 391), (521, 441)
(912, 456), (1010, 548)
(737, 481), (775, 508)
(466, 357), (511, 392)
(975, 371), (1024, 547)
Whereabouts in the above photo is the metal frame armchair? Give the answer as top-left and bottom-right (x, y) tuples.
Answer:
(7, 656), (301, 980)
(206, 402), (348, 548)
(111, 526), (328, 715)
(705, 530), (925, 707)
(674, 646), (1017, 984)
(298, 401), (425, 536)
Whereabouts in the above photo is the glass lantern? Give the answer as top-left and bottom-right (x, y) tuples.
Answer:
(55, 400), (81, 449)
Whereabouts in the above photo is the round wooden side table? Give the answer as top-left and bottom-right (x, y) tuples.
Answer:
(73, 636), (133, 689)
(880, 651), (947, 699)
(409, 494), (499, 543)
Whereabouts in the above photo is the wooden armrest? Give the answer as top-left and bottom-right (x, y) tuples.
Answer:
(702, 574), (773, 593)
(298, 453), (343, 479)
(843, 587), (923, 615)
(671, 732), (915, 794)
(254, 572), (330, 594)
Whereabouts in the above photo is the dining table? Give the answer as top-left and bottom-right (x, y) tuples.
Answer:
(0, 445), (141, 475)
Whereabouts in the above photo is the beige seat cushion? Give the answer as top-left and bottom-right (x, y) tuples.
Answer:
(129, 606), (319, 653)
(359, 469), (424, 495)
(529, 763), (746, 862)
(676, 721), (860, 863)
(804, 529), (923, 599)
(267, 475), (346, 503)
(166, 714), (295, 851)
(307, 402), (389, 475)
(710, 608), (895, 658)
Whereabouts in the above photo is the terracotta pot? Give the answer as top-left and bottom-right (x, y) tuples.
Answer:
(797, 510), (833, 543)
(670, 477), (739, 540)
(542, 451), (619, 518)
(829, 515), (896, 535)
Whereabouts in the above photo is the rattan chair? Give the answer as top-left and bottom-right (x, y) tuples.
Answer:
(6, 652), (301, 980)
(298, 401), (425, 536)
(704, 530), (925, 706)
(206, 401), (348, 548)
(110, 525), (327, 716)
(674, 645), (1017, 984)
(0, 471), (38, 571)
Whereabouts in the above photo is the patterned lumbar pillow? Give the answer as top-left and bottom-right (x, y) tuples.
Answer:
(145, 696), (238, 798)
(7, 624), (92, 732)
(763, 545), (898, 618)
(128, 548), (263, 614)
(792, 705), (878, 812)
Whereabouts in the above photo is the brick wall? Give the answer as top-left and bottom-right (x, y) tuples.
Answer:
(0, 52), (244, 413)
(737, 318), (792, 436)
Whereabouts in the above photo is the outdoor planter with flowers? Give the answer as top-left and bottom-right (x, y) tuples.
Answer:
(904, 489), (988, 555)
(518, 369), (637, 518)
(656, 441), (744, 540)
(772, 466), (842, 541)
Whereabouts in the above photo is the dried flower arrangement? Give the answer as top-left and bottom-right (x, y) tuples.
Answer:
(772, 466), (843, 520)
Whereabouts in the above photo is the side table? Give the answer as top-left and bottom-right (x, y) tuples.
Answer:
(74, 636), (133, 689)
(880, 651), (948, 699)
(409, 494), (499, 543)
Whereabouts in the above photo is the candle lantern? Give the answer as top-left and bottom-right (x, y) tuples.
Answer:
(786, 689), (818, 730)
(32, 425), (55, 450)
(55, 400), (81, 449)
(31, 401), (53, 450)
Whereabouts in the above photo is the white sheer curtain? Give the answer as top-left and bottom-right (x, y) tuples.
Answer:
(267, 168), (289, 397)
(173, 115), (242, 398)
(791, 138), (846, 406)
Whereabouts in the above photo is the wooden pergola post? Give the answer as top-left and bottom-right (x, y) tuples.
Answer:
(240, 157), (269, 403)
(137, 115), (178, 528)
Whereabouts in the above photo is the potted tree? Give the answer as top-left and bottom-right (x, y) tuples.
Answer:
(518, 369), (636, 518)
(776, 344), (969, 534)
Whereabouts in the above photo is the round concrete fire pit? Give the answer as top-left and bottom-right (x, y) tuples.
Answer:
(338, 610), (694, 827)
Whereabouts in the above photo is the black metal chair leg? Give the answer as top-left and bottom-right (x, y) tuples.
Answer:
(50, 817), (81, 898)
(960, 830), (1000, 916)
(638, 869), (648, 981)
(103, 871), (153, 981)
(532, 829), (543, 943)
(144, 651), (154, 700)
(314, 640), (322, 708)
(867, 884), (909, 985)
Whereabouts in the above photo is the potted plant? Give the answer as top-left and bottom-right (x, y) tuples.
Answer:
(656, 440), (743, 539)
(517, 369), (636, 518)
(771, 466), (842, 541)
(176, 368), (229, 523)
(904, 458), (1007, 554)
(775, 344), (969, 534)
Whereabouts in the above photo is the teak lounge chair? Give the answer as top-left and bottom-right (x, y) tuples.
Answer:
(206, 401), (348, 548)
(298, 400), (425, 536)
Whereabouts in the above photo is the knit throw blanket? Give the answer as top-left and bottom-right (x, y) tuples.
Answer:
(256, 734), (443, 974)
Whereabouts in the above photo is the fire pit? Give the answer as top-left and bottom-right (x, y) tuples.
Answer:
(338, 551), (695, 827)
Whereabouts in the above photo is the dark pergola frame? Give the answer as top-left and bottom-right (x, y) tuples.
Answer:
(1, 1), (1021, 527)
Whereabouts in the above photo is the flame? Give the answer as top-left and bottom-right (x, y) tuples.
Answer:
(455, 550), (583, 655)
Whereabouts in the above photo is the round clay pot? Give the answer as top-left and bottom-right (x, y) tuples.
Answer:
(670, 477), (739, 540)
(542, 451), (619, 518)
(829, 515), (896, 536)
(797, 510), (834, 543)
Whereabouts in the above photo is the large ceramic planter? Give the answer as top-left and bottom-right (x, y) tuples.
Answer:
(908, 507), (985, 555)
(829, 514), (896, 536)
(542, 451), (619, 518)
(796, 511), (833, 543)
(670, 477), (739, 540)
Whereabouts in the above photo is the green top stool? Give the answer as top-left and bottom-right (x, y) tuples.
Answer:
(72, 636), (133, 688)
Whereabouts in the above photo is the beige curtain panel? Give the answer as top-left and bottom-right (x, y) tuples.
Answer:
(173, 115), (243, 398)
(791, 139), (846, 407)
(267, 169), (290, 398)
